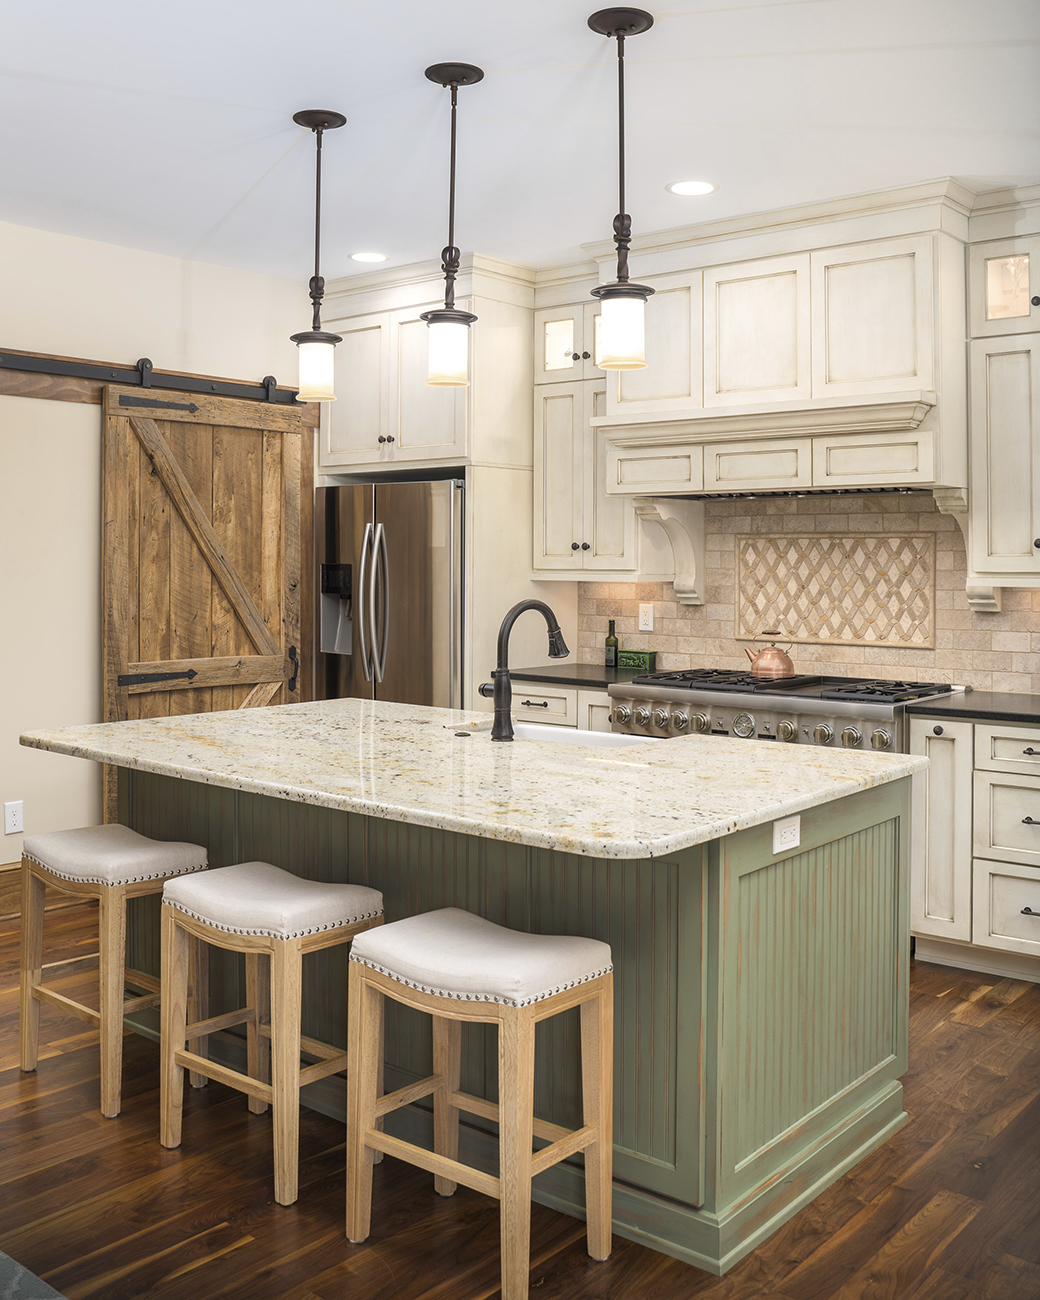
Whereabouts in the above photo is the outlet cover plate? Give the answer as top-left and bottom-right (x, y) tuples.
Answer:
(772, 814), (800, 855)
(638, 603), (654, 632)
(4, 801), (23, 835)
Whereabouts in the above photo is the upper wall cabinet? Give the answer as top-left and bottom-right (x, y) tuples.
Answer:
(703, 254), (811, 407)
(319, 303), (467, 472)
(969, 236), (1040, 338)
(534, 303), (603, 383)
(605, 271), (703, 418)
(810, 236), (934, 398)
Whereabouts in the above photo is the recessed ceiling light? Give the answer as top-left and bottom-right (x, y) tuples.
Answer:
(350, 252), (388, 263)
(666, 180), (717, 197)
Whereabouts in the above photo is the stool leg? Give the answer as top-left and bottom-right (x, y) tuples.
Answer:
(432, 1015), (461, 1195)
(580, 979), (614, 1262)
(160, 906), (189, 1148)
(346, 966), (381, 1244)
(19, 862), (45, 1073)
(498, 1007), (536, 1300)
(187, 937), (210, 1089)
(98, 885), (127, 1118)
(270, 938), (302, 1206)
(246, 951), (271, 1115)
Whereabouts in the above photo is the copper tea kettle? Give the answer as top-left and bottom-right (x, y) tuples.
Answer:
(745, 631), (796, 679)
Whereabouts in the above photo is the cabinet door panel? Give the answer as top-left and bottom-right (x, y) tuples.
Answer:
(512, 687), (577, 725)
(703, 437), (811, 492)
(974, 722), (1040, 777)
(972, 859), (1040, 956)
(969, 337), (1040, 575)
(533, 383), (584, 570)
(611, 273), (703, 415)
(969, 236), (1040, 338)
(321, 312), (390, 468)
(811, 237), (933, 398)
(704, 255), (810, 406)
(584, 383), (636, 569)
(608, 445), (704, 496)
(811, 430), (934, 488)
(393, 311), (466, 458)
(578, 689), (613, 733)
(910, 718), (972, 941)
(973, 769), (1040, 868)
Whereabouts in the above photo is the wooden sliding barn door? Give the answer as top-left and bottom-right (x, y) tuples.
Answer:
(102, 385), (308, 818)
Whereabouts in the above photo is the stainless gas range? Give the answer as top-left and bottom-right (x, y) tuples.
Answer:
(607, 670), (964, 753)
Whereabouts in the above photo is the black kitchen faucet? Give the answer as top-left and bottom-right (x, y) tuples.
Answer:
(481, 601), (569, 741)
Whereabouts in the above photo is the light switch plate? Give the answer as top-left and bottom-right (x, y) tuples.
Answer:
(4, 801), (23, 835)
(772, 814), (800, 855)
(638, 603), (654, 632)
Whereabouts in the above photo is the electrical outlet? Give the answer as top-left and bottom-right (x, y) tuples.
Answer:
(772, 814), (800, 855)
(4, 801), (23, 835)
(638, 603), (654, 632)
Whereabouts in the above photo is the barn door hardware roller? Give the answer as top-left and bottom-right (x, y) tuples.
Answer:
(118, 668), (199, 687)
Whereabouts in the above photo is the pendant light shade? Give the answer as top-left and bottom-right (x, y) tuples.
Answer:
(421, 62), (484, 387)
(290, 109), (346, 402)
(588, 9), (655, 370)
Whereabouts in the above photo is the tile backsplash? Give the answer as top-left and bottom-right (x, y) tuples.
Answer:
(578, 493), (1040, 692)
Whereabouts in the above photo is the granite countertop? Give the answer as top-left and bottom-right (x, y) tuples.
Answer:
(905, 691), (1040, 726)
(505, 664), (643, 690)
(21, 699), (926, 860)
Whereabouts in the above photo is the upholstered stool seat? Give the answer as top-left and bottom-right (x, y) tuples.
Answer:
(346, 908), (614, 1300)
(20, 824), (208, 1118)
(160, 862), (383, 1207)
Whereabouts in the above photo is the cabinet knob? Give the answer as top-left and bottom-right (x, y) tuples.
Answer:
(582, 351), (591, 360)
(932, 725), (944, 736)
(581, 542), (590, 550)
(1032, 296), (1040, 307)
(1034, 539), (1040, 549)
(378, 436), (386, 444)
(386, 435), (395, 443)
(571, 542), (580, 551)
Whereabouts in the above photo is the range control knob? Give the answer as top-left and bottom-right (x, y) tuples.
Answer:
(732, 712), (756, 739)
(841, 726), (862, 748)
(653, 708), (670, 729)
(672, 711), (689, 731)
(611, 704), (631, 725)
(634, 706), (652, 727)
(692, 712), (710, 733)
(777, 720), (797, 742)
(870, 729), (892, 750)
(813, 723), (833, 745)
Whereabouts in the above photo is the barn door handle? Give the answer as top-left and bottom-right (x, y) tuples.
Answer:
(287, 646), (299, 693)
(118, 668), (198, 687)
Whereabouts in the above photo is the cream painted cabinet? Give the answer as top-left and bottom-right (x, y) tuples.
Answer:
(318, 304), (467, 472)
(810, 236), (934, 398)
(534, 303), (603, 383)
(533, 380), (637, 573)
(968, 335), (1040, 577)
(910, 717), (973, 942)
(972, 860), (1040, 957)
(606, 271), (703, 418)
(578, 688), (613, 733)
(703, 254), (811, 407)
(969, 236), (1040, 339)
(702, 436), (812, 493)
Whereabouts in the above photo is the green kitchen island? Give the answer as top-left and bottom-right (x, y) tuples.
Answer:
(22, 698), (926, 1275)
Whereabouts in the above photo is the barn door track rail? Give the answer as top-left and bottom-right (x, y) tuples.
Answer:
(0, 351), (298, 405)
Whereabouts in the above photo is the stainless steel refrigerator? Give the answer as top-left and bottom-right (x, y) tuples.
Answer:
(316, 479), (464, 707)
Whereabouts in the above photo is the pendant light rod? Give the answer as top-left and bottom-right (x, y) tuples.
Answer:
(425, 62), (483, 316)
(616, 28), (626, 256)
(292, 109), (347, 331)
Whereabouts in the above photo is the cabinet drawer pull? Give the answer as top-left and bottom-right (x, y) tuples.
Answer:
(521, 700), (549, 708)
(1023, 817), (1040, 825)
(1022, 907), (1039, 917)
(1025, 748), (1039, 756)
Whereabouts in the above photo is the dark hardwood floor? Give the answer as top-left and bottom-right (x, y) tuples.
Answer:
(2, 905), (1039, 1299)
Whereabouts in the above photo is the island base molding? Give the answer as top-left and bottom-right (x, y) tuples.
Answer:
(118, 769), (911, 1276)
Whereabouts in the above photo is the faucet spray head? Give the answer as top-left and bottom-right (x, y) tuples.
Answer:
(548, 628), (570, 658)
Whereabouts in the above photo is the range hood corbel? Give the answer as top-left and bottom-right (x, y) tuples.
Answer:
(634, 497), (705, 605)
(933, 487), (1002, 613)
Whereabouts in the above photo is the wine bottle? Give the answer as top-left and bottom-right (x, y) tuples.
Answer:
(605, 619), (619, 668)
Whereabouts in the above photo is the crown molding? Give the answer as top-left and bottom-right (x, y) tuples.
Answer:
(324, 252), (535, 301)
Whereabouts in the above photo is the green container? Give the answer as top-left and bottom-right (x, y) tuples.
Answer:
(618, 649), (657, 671)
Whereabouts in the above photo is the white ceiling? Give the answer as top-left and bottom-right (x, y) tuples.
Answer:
(2, 0), (1038, 284)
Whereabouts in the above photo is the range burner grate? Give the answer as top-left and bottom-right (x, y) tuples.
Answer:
(818, 679), (951, 703)
(630, 669), (823, 693)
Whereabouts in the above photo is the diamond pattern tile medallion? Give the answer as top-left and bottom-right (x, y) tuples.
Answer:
(737, 534), (935, 647)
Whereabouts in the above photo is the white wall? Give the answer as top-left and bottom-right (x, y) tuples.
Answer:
(0, 221), (306, 862)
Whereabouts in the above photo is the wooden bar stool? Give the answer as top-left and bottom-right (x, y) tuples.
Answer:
(160, 861), (383, 1206)
(20, 824), (208, 1118)
(345, 907), (614, 1300)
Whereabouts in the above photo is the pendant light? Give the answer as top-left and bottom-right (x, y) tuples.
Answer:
(421, 63), (484, 387)
(588, 9), (655, 370)
(290, 109), (346, 402)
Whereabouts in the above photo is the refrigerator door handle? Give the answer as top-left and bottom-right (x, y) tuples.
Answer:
(357, 522), (374, 681)
(370, 522), (389, 682)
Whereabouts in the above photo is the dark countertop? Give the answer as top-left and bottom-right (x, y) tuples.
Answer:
(504, 663), (644, 690)
(905, 691), (1040, 726)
